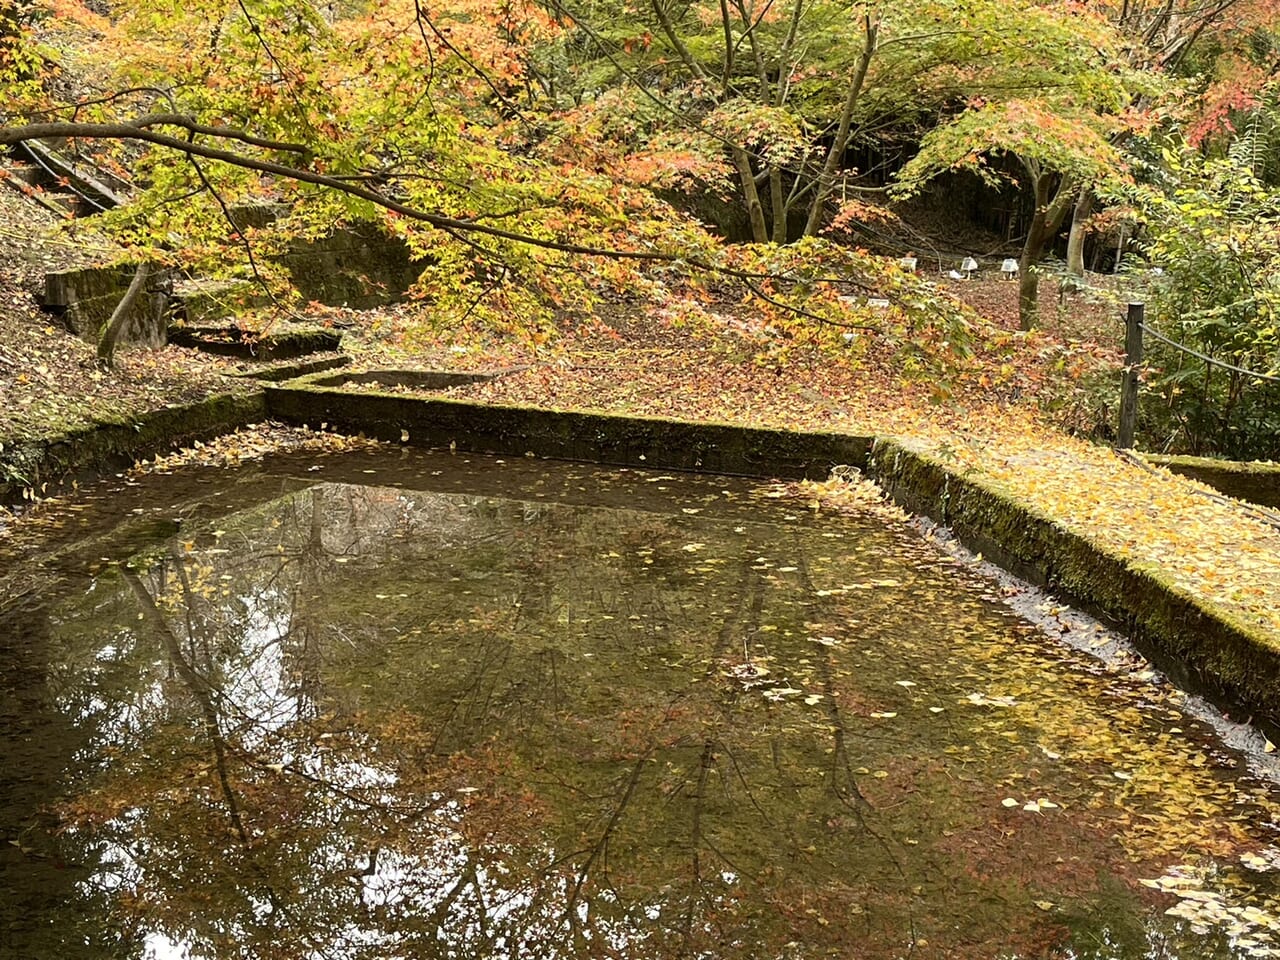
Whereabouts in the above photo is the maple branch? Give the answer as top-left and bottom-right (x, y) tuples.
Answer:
(136, 112), (313, 155)
(0, 119), (698, 262)
(0, 121), (923, 323)
(739, 277), (879, 332)
(1160, 0), (1243, 71)
(540, 0), (825, 188)
(185, 146), (306, 327)
(717, 0), (734, 95)
(233, 0), (324, 142)
(27, 86), (178, 120)
(651, 0), (707, 80)
(412, 1), (531, 123)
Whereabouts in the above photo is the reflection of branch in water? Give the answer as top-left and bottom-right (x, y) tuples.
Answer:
(790, 549), (920, 948)
(563, 745), (654, 937)
(237, 750), (442, 821)
(282, 489), (329, 721)
(121, 564), (343, 960)
(167, 547), (203, 671)
(683, 737), (715, 945)
(661, 555), (768, 948)
(122, 565), (249, 847)
(429, 632), (513, 754)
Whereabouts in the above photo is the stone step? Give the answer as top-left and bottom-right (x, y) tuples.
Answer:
(0, 171), (78, 218)
(4, 161), (48, 188)
(6, 142), (125, 218)
(42, 192), (82, 216)
(167, 324), (342, 361)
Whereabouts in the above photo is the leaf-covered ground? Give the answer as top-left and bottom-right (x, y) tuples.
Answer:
(0, 187), (256, 444)
(2, 183), (1278, 663)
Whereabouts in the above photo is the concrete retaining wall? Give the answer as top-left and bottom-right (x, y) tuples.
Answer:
(0, 392), (266, 503)
(11, 383), (1280, 730)
(868, 439), (1280, 730)
(263, 382), (870, 479)
(43, 264), (168, 347)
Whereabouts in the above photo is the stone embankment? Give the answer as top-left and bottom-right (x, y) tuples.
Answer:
(7, 369), (1280, 734)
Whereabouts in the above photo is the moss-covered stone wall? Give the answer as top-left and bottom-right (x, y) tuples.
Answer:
(0, 392), (266, 504)
(263, 384), (870, 479)
(42, 263), (168, 347)
(869, 439), (1280, 729)
(10, 382), (1280, 729)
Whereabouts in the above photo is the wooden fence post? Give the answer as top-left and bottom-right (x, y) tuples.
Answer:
(1118, 302), (1144, 449)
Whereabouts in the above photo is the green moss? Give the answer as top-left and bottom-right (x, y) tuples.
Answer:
(0, 392), (267, 503)
(869, 438), (1280, 725)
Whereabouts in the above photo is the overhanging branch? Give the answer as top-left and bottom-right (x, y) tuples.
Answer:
(0, 119), (921, 321)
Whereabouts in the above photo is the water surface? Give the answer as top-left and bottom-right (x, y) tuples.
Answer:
(3, 449), (1280, 959)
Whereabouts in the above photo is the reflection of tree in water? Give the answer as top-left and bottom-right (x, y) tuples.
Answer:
(16, 480), (1258, 959)
(0, 595), (108, 959)
(21, 485), (909, 958)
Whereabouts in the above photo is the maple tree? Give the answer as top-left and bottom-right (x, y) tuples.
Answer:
(5, 0), (1280, 384)
(1, 0), (712, 334)
(896, 96), (1133, 330)
(511, 0), (1157, 253)
(0, 0), (995, 372)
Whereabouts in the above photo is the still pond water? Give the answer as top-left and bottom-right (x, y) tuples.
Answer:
(3, 448), (1280, 960)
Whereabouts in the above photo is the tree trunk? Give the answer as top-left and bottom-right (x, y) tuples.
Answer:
(1065, 188), (1093, 277)
(1017, 168), (1077, 330)
(98, 261), (153, 369)
(802, 14), (877, 237)
(730, 147), (769, 243)
(769, 166), (788, 243)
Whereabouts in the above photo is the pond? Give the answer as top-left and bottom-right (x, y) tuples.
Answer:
(2, 447), (1280, 959)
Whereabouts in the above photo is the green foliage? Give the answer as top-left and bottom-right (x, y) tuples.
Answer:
(895, 99), (1128, 197)
(1136, 147), (1280, 457)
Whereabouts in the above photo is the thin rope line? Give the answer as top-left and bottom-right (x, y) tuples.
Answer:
(1139, 322), (1280, 384)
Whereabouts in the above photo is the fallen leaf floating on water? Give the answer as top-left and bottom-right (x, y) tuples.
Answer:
(1022, 798), (1060, 813)
(763, 687), (804, 702)
(963, 692), (1019, 707)
(1241, 849), (1280, 872)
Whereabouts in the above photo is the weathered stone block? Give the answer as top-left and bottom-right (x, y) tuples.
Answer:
(42, 263), (168, 347)
(279, 223), (425, 309)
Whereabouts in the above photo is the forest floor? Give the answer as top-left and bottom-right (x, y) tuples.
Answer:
(3, 182), (1280, 656)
